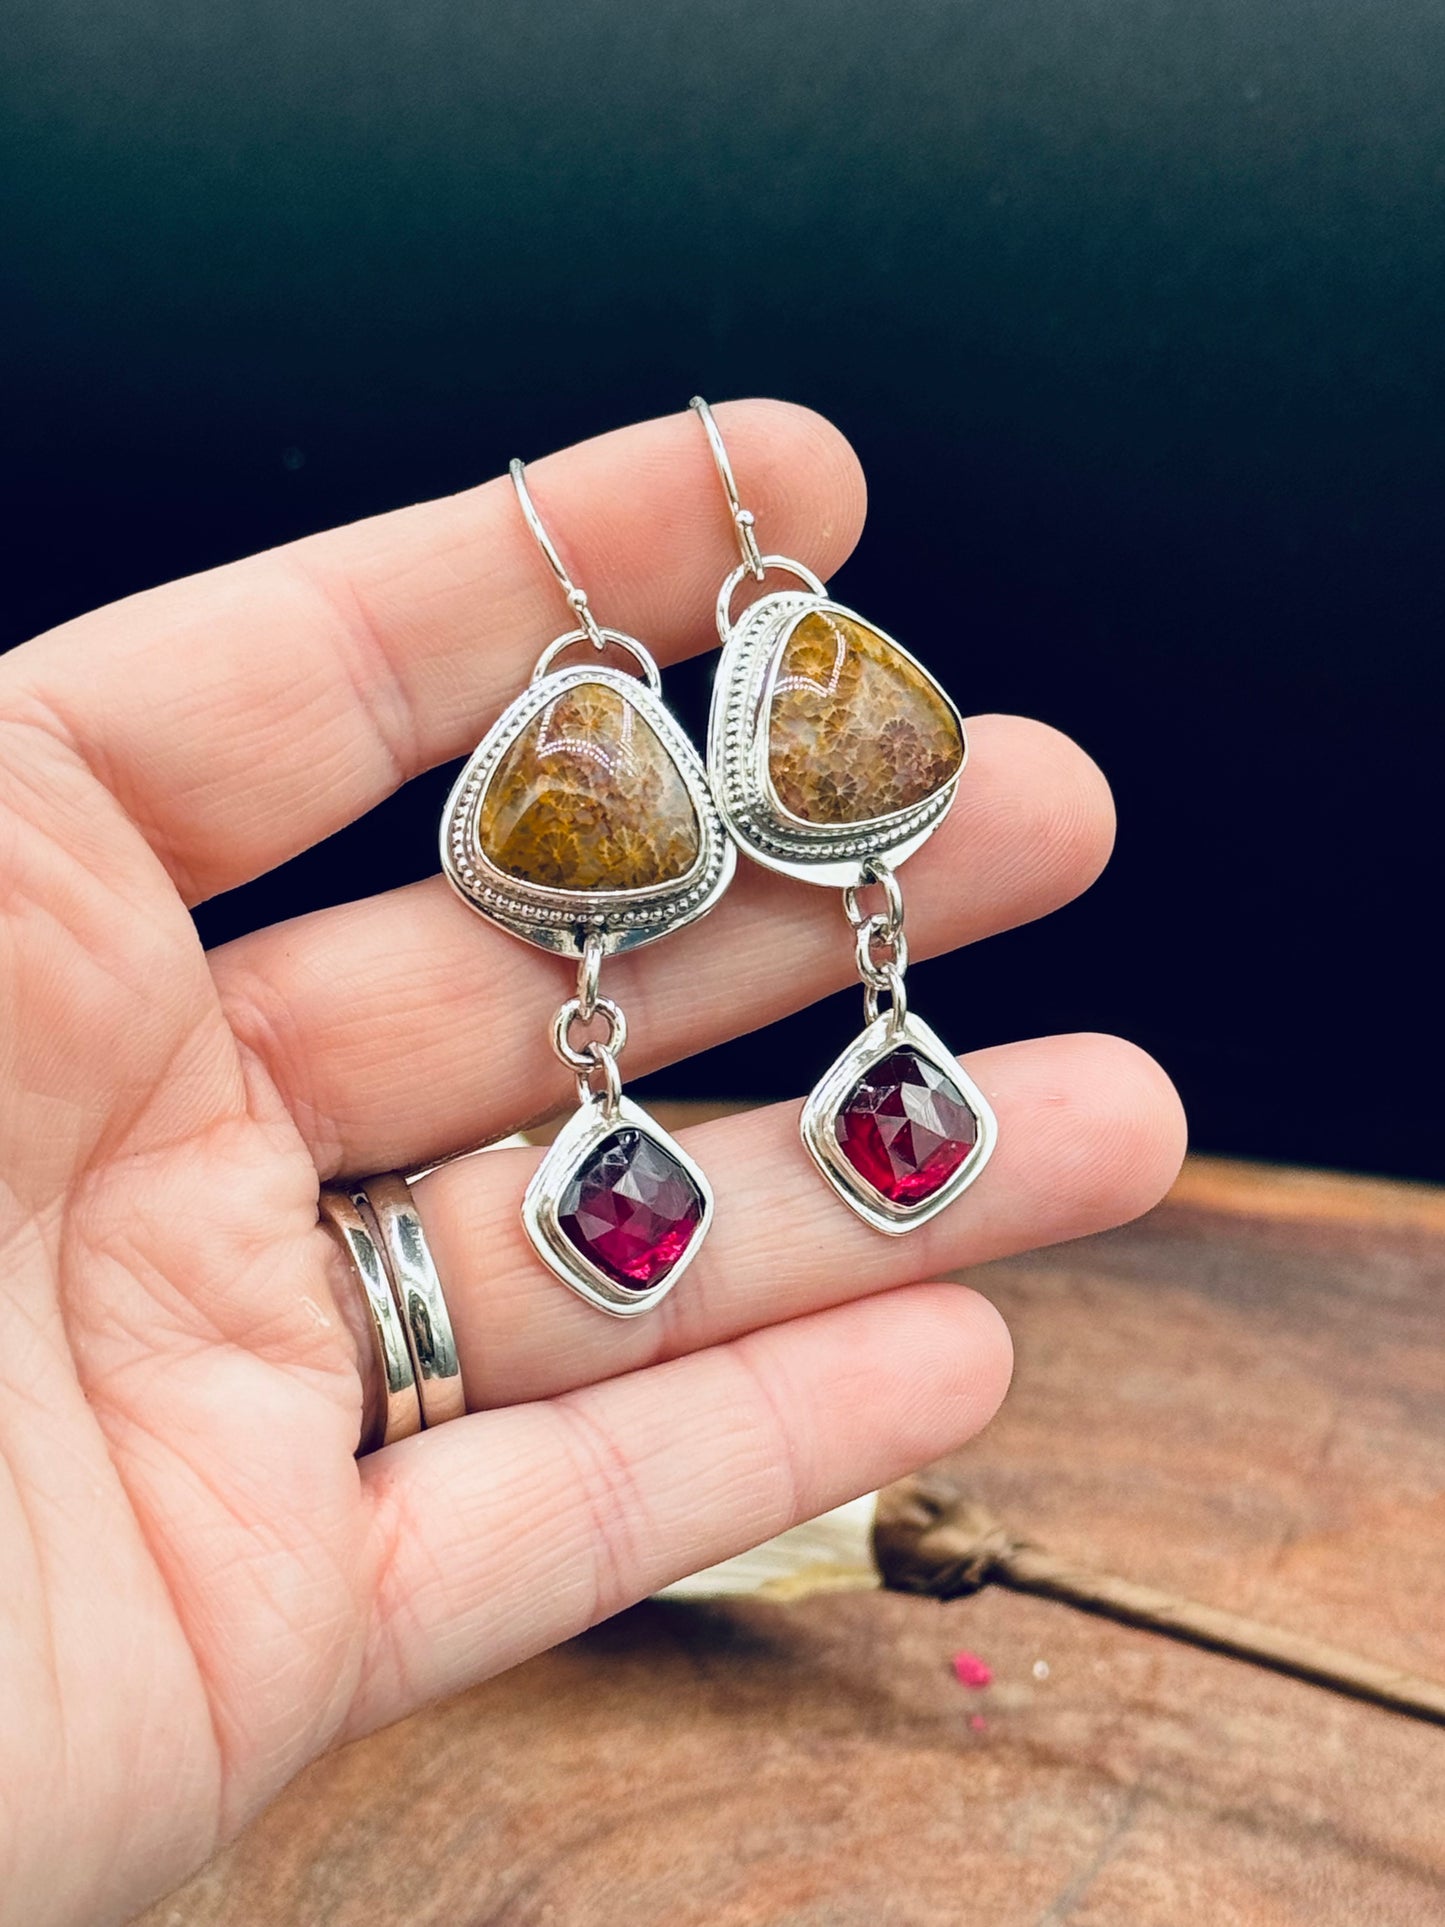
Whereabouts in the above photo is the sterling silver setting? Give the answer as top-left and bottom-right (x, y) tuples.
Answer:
(690, 394), (996, 1239)
(799, 1010), (997, 1234)
(440, 647), (734, 959)
(706, 569), (967, 889)
(439, 455), (731, 1313)
(522, 1094), (715, 1316)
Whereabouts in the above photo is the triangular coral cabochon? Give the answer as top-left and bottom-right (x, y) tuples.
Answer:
(476, 679), (701, 892)
(765, 609), (964, 826)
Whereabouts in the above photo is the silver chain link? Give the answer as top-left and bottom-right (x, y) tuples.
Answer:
(842, 861), (904, 942)
(844, 859), (909, 1034)
(551, 935), (626, 1115)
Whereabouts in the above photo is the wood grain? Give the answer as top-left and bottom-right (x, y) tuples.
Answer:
(139, 1151), (1445, 1927)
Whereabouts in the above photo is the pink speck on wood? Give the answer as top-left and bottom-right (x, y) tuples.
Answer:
(951, 1650), (993, 1688)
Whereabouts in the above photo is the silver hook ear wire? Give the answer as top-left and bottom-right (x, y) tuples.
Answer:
(509, 457), (608, 651)
(689, 397), (765, 580)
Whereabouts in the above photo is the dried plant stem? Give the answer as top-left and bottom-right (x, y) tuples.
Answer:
(874, 1474), (1445, 1727)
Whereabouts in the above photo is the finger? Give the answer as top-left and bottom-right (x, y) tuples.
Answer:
(213, 713), (1115, 1173)
(319, 1033), (1183, 1415)
(345, 1280), (1013, 1733)
(2, 402), (864, 903)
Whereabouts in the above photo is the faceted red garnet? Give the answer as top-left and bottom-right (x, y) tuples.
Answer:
(834, 1047), (978, 1206)
(557, 1127), (704, 1290)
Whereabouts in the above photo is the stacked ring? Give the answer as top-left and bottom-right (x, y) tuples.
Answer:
(318, 1176), (465, 1452)
(361, 1174), (466, 1429)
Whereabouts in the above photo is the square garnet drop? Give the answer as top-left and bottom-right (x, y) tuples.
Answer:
(556, 1127), (704, 1290)
(834, 1046), (979, 1205)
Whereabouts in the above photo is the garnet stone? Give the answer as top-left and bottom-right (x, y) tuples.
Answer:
(557, 1127), (704, 1290)
(834, 1047), (978, 1205)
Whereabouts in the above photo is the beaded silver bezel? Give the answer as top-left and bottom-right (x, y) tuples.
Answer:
(707, 585), (967, 890)
(799, 1011), (998, 1235)
(522, 1094), (714, 1316)
(441, 659), (734, 958)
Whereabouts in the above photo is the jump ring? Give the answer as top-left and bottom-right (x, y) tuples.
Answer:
(530, 628), (663, 693)
(551, 995), (628, 1071)
(576, 929), (605, 1022)
(855, 919), (909, 989)
(714, 554), (828, 644)
(843, 861), (904, 943)
(855, 939), (894, 991)
(864, 965), (909, 1034)
(575, 1039), (623, 1116)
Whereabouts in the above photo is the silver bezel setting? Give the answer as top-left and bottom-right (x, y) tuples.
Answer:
(707, 590), (967, 889)
(800, 1011), (997, 1234)
(522, 1095), (714, 1316)
(441, 661), (735, 957)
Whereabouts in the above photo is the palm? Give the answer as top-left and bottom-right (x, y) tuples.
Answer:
(3, 753), (367, 1920)
(0, 403), (1184, 1927)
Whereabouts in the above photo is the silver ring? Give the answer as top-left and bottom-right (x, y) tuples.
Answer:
(318, 1188), (422, 1452)
(360, 1174), (466, 1430)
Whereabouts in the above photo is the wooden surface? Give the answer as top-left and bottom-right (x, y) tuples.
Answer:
(141, 1152), (1445, 1927)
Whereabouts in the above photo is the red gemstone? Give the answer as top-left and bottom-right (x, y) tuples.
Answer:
(834, 1047), (978, 1205)
(557, 1128), (704, 1289)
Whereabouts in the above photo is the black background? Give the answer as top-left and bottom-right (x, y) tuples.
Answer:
(4, 0), (1442, 1179)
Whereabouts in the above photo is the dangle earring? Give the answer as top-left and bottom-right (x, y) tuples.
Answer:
(440, 460), (734, 1312)
(692, 397), (996, 1233)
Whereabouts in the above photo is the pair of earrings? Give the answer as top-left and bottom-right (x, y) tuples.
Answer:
(440, 400), (997, 1317)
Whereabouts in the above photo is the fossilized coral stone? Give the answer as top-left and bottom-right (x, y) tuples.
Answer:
(478, 681), (700, 891)
(767, 610), (963, 825)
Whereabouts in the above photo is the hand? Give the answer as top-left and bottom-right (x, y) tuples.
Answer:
(0, 402), (1184, 1926)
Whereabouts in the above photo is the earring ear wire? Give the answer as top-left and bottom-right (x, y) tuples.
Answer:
(689, 398), (765, 579)
(509, 457), (610, 652)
